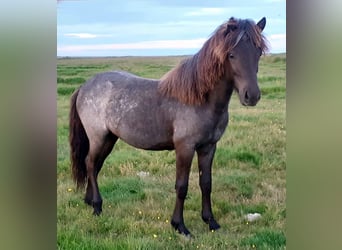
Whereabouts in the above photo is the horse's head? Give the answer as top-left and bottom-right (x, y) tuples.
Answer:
(225, 17), (267, 106)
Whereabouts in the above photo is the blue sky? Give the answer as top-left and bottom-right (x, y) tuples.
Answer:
(57, 0), (286, 57)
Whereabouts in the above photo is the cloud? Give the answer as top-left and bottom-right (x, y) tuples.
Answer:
(267, 33), (286, 53)
(64, 33), (114, 39)
(57, 38), (207, 53)
(264, 0), (285, 2)
(184, 7), (225, 17)
(58, 34), (286, 56)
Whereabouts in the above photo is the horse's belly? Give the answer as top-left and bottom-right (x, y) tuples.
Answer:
(117, 129), (174, 151)
(126, 139), (175, 151)
(109, 113), (174, 150)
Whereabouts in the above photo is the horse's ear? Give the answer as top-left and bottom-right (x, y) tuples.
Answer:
(226, 23), (237, 34)
(257, 17), (266, 32)
(224, 18), (238, 36)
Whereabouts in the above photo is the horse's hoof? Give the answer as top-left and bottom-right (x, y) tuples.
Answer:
(209, 220), (221, 231)
(84, 197), (92, 206)
(203, 216), (221, 231)
(92, 201), (102, 215)
(171, 220), (191, 237)
(92, 210), (101, 216)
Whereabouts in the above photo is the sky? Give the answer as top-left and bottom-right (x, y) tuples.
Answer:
(57, 0), (286, 57)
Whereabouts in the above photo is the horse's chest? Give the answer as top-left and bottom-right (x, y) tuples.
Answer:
(211, 113), (229, 142)
(191, 113), (229, 145)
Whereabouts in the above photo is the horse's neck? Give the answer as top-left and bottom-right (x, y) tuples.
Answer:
(207, 79), (234, 112)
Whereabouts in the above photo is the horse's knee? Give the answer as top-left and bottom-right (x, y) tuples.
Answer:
(176, 183), (188, 200)
(200, 182), (211, 196)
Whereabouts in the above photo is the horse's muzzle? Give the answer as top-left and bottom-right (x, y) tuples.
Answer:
(240, 88), (261, 106)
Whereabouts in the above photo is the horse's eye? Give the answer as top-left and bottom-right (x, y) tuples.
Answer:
(228, 53), (234, 59)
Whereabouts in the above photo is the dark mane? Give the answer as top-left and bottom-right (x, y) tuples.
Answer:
(158, 17), (268, 105)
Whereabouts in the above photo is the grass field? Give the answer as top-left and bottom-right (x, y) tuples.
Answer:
(57, 54), (286, 249)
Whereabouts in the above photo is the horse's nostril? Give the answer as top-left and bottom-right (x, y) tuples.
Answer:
(245, 91), (249, 101)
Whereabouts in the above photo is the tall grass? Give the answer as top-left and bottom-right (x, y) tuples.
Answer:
(57, 54), (286, 249)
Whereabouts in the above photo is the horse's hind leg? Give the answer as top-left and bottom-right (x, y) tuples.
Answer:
(84, 133), (118, 206)
(84, 133), (117, 215)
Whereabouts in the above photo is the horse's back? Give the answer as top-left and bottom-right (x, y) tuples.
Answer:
(77, 70), (160, 108)
(80, 70), (157, 89)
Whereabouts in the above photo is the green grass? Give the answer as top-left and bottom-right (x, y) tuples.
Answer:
(241, 230), (286, 249)
(57, 54), (286, 249)
(57, 77), (87, 84)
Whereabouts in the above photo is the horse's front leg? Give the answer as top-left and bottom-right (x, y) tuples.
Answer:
(197, 143), (220, 231)
(171, 145), (195, 237)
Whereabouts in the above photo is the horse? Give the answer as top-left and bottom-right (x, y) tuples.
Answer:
(69, 17), (268, 236)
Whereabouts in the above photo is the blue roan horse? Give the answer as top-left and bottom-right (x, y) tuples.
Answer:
(69, 17), (268, 236)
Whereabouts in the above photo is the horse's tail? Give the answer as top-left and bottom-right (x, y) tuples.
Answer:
(69, 88), (89, 189)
